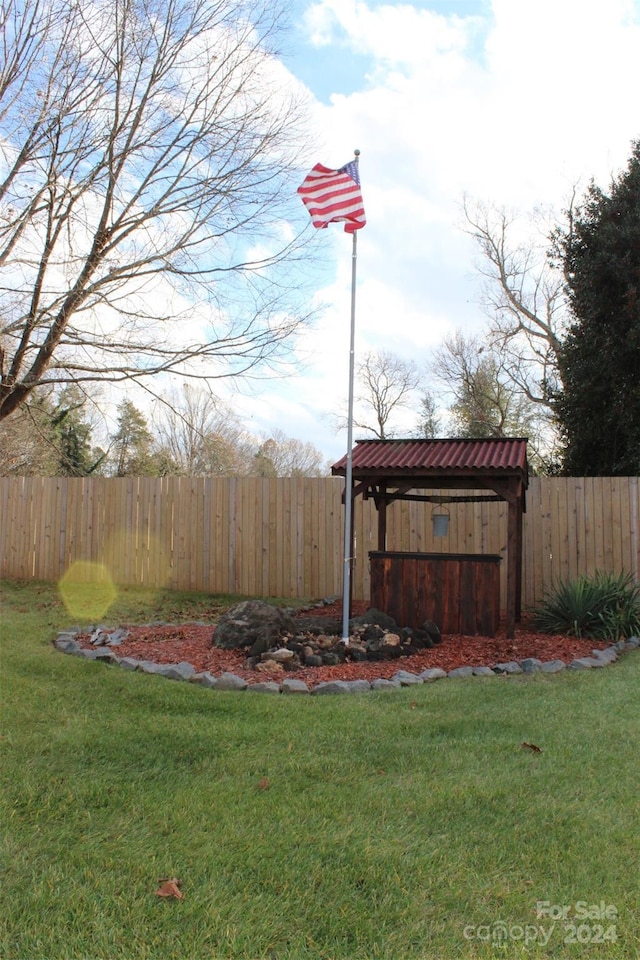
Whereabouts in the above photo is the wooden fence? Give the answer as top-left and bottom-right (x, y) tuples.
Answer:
(1, 476), (639, 609)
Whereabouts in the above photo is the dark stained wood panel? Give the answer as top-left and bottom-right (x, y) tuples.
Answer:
(369, 551), (501, 637)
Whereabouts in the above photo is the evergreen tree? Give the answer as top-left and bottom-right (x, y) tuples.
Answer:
(110, 400), (155, 476)
(554, 141), (640, 475)
(50, 387), (105, 476)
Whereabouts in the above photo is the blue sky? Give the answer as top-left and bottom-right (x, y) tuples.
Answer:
(223, 0), (640, 465)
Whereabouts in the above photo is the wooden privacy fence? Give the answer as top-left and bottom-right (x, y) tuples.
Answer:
(1, 476), (639, 609)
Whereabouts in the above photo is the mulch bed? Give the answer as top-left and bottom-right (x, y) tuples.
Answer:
(85, 600), (610, 686)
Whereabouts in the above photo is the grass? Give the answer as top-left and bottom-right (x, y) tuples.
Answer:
(1, 578), (639, 960)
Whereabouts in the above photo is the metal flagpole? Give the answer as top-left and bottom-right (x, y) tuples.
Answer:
(341, 150), (360, 644)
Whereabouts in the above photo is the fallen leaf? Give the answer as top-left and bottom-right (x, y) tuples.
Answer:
(155, 878), (184, 899)
(521, 741), (542, 753)
(287, 742), (293, 752)
(409, 701), (417, 710)
(258, 776), (270, 790)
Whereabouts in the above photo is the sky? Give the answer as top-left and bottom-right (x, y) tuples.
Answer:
(217, 0), (640, 466)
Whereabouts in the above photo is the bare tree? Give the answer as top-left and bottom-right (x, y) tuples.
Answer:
(153, 384), (254, 475)
(0, 0), (310, 421)
(334, 350), (422, 440)
(433, 331), (558, 472)
(462, 197), (569, 416)
(253, 429), (326, 477)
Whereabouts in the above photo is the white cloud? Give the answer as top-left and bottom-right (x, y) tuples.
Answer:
(56, 0), (640, 463)
(237, 0), (640, 460)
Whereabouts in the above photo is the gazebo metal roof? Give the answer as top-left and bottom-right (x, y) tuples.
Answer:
(331, 437), (529, 480)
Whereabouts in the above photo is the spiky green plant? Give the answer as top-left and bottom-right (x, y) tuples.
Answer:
(532, 570), (640, 640)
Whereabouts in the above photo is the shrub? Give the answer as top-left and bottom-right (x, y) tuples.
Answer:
(532, 570), (640, 641)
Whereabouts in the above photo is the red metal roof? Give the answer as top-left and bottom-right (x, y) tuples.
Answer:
(331, 438), (528, 478)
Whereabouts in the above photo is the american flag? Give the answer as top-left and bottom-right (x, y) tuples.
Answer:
(297, 160), (366, 233)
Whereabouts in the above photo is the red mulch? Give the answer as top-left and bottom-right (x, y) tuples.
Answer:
(82, 600), (610, 686)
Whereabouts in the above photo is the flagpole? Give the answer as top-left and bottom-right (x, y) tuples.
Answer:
(341, 150), (360, 644)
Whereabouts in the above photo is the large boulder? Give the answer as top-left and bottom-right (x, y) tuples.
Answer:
(213, 600), (297, 657)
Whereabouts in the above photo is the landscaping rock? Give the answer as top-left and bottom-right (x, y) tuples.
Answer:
(472, 665), (496, 677)
(393, 670), (423, 685)
(370, 678), (401, 690)
(281, 679), (309, 694)
(247, 681), (281, 694)
(448, 666), (474, 679)
(105, 628), (129, 647)
(421, 619), (442, 644)
(138, 660), (169, 674)
(591, 648), (617, 664)
(93, 649), (117, 663)
(493, 661), (523, 674)
(540, 659), (566, 673)
(304, 654), (323, 667)
(418, 667), (447, 681)
(159, 661), (196, 681)
(624, 638), (640, 650)
(212, 672), (248, 691)
(189, 672), (217, 687)
(350, 608), (399, 631)
(78, 648), (101, 660)
(117, 656), (143, 670)
(262, 647), (296, 663)
(568, 657), (605, 669)
(55, 638), (82, 654)
(212, 600), (296, 656)
(313, 680), (359, 694)
(519, 657), (543, 674)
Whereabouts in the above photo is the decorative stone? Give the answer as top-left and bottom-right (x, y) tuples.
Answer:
(568, 656), (605, 669)
(212, 672), (248, 690)
(105, 628), (129, 646)
(188, 672), (217, 687)
(624, 638), (640, 650)
(540, 659), (566, 673)
(472, 665), (496, 677)
(448, 666), (474, 679)
(281, 679), (309, 694)
(421, 619), (442, 643)
(312, 681), (356, 695)
(493, 661), (523, 674)
(591, 648), (617, 664)
(393, 670), (422, 685)
(78, 648), (101, 660)
(93, 649), (117, 663)
(55, 638), (82, 654)
(261, 648), (295, 663)
(304, 654), (323, 667)
(370, 678), (401, 690)
(212, 600), (296, 656)
(116, 657), (143, 671)
(138, 660), (168, 674)
(519, 658), (543, 673)
(159, 661), (196, 681)
(247, 682), (281, 694)
(418, 667), (447, 681)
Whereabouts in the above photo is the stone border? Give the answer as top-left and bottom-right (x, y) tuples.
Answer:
(53, 627), (639, 695)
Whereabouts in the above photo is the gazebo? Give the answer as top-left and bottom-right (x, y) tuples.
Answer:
(331, 438), (529, 639)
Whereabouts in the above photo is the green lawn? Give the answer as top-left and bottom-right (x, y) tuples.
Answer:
(1, 578), (639, 959)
